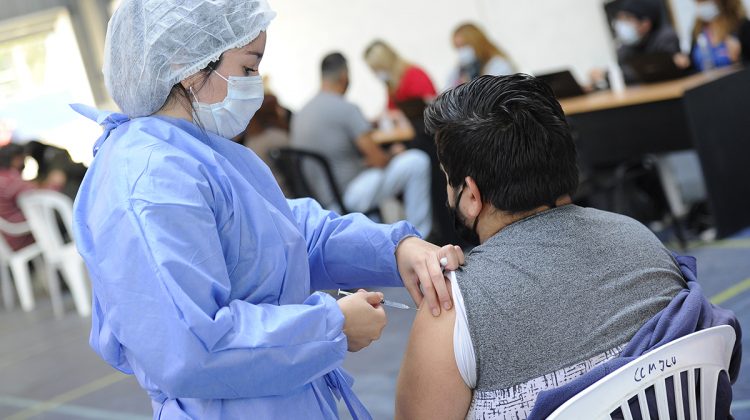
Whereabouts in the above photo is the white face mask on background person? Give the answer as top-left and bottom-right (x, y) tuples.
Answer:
(615, 20), (641, 46)
(376, 70), (390, 82)
(191, 71), (264, 139)
(696, 1), (721, 22)
(457, 45), (477, 66)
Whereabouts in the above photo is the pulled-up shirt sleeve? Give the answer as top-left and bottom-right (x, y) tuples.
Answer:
(287, 197), (420, 290)
(84, 154), (347, 401)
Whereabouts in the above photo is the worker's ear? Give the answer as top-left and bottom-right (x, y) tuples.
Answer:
(640, 19), (653, 35)
(180, 72), (205, 95)
(461, 176), (483, 220)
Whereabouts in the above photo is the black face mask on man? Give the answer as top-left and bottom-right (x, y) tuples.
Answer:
(446, 184), (480, 246)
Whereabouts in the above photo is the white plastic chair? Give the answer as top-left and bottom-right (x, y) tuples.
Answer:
(17, 190), (91, 317)
(0, 217), (44, 311)
(547, 325), (736, 420)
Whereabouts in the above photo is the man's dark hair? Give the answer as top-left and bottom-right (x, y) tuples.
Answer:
(321, 52), (348, 80)
(425, 74), (578, 214)
(0, 143), (25, 169)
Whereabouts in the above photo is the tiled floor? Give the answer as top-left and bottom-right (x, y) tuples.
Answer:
(0, 236), (748, 419)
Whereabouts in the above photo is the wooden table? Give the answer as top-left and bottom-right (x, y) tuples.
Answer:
(560, 67), (750, 237)
(560, 67), (740, 115)
(371, 126), (416, 144)
(371, 110), (417, 144)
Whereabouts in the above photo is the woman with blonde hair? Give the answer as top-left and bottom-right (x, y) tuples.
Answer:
(448, 23), (515, 88)
(688, 0), (750, 70)
(364, 40), (437, 110)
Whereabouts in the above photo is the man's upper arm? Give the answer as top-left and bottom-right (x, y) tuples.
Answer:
(396, 295), (472, 420)
(343, 103), (372, 141)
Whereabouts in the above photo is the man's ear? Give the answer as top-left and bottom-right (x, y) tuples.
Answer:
(463, 176), (483, 219)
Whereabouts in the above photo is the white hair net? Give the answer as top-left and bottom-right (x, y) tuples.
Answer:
(103, 0), (276, 117)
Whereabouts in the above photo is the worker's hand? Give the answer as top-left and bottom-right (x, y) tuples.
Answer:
(589, 67), (608, 87)
(673, 53), (691, 70)
(337, 290), (387, 352)
(395, 237), (465, 317)
(727, 36), (741, 63)
(389, 143), (407, 156)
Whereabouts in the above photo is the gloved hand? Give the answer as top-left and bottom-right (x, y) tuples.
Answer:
(337, 290), (387, 352)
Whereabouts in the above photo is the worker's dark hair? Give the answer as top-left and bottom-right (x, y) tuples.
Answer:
(619, 0), (663, 28)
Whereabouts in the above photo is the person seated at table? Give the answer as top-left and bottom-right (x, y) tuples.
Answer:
(290, 52), (432, 237)
(364, 40), (437, 112)
(447, 22), (515, 89)
(0, 143), (65, 250)
(394, 75), (739, 419)
(591, 0), (681, 87)
(678, 0), (750, 71)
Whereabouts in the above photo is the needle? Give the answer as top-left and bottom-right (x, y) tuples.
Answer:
(337, 289), (413, 310)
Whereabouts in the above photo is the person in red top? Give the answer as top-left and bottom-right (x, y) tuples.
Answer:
(364, 40), (437, 111)
(0, 143), (66, 251)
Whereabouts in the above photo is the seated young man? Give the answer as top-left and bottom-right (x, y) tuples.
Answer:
(395, 75), (689, 419)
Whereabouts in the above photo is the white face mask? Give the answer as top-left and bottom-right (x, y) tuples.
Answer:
(615, 20), (641, 46)
(191, 71), (264, 139)
(457, 46), (477, 66)
(376, 70), (390, 82)
(696, 1), (720, 22)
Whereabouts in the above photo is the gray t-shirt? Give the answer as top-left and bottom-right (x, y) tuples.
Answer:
(457, 205), (685, 391)
(290, 92), (371, 201)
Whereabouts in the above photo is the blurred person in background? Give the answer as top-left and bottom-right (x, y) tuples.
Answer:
(679, 0), (750, 70)
(591, 0), (681, 87)
(364, 40), (437, 112)
(291, 52), (433, 237)
(241, 94), (291, 195)
(364, 41), (462, 245)
(24, 140), (86, 199)
(447, 23), (515, 88)
(0, 144), (64, 250)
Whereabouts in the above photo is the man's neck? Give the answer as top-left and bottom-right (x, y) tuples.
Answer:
(478, 196), (573, 243)
(321, 81), (344, 96)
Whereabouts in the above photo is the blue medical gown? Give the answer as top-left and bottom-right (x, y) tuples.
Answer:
(72, 108), (419, 419)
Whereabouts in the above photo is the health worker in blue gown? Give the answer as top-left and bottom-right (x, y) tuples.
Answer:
(71, 0), (464, 418)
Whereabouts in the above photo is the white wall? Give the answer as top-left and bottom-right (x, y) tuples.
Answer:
(261, 0), (619, 119)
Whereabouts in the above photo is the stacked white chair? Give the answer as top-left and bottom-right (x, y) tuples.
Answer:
(547, 325), (736, 420)
(0, 216), (43, 311)
(17, 190), (91, 317)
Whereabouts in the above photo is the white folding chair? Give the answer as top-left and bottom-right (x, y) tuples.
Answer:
(17, 190), (91, 317)
(0, 216), (45, 311)
(547, 325), (736, 420)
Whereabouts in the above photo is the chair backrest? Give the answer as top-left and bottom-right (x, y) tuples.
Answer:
(268, 147), (349, 213)
(0, 216), (32, 260)
(547, 325), (736, 420)
(17, 190), (74, 263)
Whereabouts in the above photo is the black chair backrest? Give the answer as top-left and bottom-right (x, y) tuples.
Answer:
(268, 147), (349, 214)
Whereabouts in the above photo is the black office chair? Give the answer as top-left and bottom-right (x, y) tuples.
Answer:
(268, 147), (352, 214)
